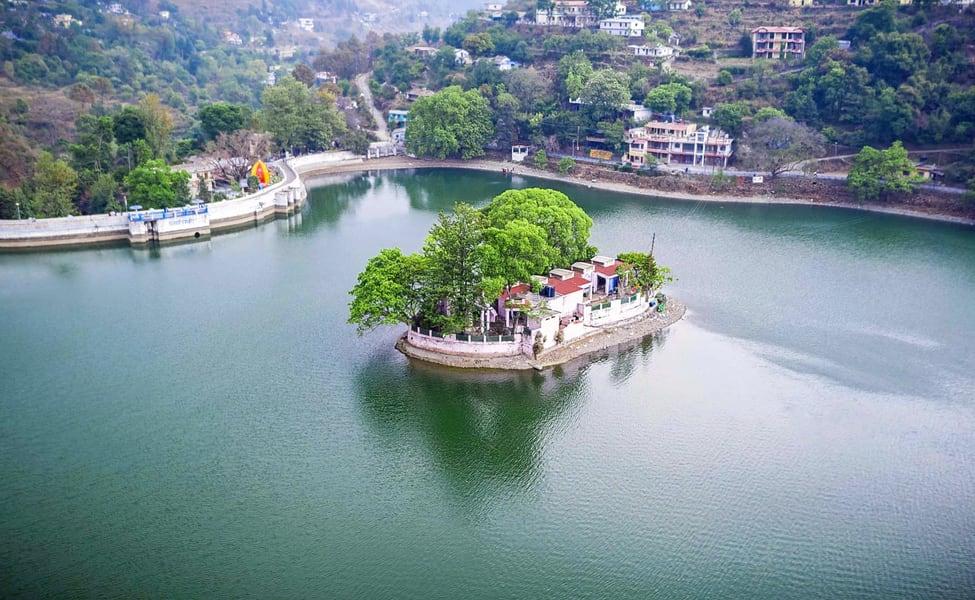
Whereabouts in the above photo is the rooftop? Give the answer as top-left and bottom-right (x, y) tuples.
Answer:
(752, 26), (804, 33)
(545, 274), (590, 296)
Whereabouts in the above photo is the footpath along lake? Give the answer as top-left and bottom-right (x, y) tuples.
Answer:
(1, 168), (974, 598)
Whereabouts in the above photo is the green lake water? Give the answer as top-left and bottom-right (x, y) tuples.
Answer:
(1, 169), (974, 598)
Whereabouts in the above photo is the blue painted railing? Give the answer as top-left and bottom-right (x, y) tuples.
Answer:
(128, 205), (208, 223)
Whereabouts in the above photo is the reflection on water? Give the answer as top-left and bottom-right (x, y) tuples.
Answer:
(356, 354), (585, 502)
(354, 331), (670, 504)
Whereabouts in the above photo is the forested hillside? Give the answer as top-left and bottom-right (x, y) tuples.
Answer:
(1, 0), (974, 220)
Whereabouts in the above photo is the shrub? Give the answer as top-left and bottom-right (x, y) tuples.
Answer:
(557, 157), (576, 174)
(710, 170), (733, 191)
(533, 332), (546, 358)
(717, 70), (733, 86)
(533, 149), (548, 170)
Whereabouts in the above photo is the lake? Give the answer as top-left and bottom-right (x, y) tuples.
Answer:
(1, 168), (973, 598)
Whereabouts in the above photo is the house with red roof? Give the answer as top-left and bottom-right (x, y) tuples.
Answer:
(495, 254), (641, 339)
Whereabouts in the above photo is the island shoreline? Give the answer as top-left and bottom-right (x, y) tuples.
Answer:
(395, 299), (687, 371)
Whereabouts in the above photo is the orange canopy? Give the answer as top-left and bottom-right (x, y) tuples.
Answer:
(251, 161), (271, 185)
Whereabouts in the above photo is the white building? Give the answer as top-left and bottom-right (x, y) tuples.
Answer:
(107, 3), (124, 14)
(629, 44), (675, 58)
(511, 145), (530, 162)
(297, 18), (314, 32)
(667, 0), (693, 10)
(455, 48), (472, 65)
(274, 46), (296, 59)
(625, 103), (654, 123)
(625, 121), (734, 168)
(491, 255), (659, 352)
(158, 10), (170, 20)
(535, 0), (625, 28)
(315, 71), (338, 84)
(53, 14), (82, 28)
(391, 127), (406, 145)
(599, 15), (645, 37)
(490, 55), (518, 71)
(222, 31), (243, 46)
(485, 2), (505, 19)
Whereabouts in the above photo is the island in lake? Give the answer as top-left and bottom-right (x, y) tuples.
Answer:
(348, 187), (684, 369)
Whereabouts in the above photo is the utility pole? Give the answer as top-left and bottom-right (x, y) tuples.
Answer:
(15, 202), (20, 220)
(650, 232), (655, 257)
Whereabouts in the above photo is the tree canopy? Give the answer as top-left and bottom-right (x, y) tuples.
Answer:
(481, 188), (595, 268)
(348, 248), (429, 333)
(405, 86), (494, 160)
(617, 252), (672, 294)
(348, 188), (601, 335)
(260, 76), (346, 153)
(847, 141), (923, 202)
(644, 82), (693, 115)
(198, 102), (253, 141)
(739, 117), (825, 178)
(123, 160), (191, 209)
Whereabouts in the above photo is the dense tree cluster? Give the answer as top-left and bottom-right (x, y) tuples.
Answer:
(350, 188), (615, 334)
(784, 5), (975, 147)
(405, 86), (494, 160)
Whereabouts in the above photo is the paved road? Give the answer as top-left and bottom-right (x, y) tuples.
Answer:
(355, 72), (389, 142)
(552, 152), (968, 194)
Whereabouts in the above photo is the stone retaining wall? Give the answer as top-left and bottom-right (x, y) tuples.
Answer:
(406, 328), (527, 357)
(0, 158), (310, 250)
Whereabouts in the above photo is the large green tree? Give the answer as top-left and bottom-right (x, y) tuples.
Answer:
(198, 102), (253, 141)
(405, 86), (494, 159)
(644, 82), (693, 116)
(711, 101), (752, 136)
(617, 251), (672, 294)
(348, 248), (429, 333)
(847, 141), (923, 201)
(70, 115), (117, 174)
(123, 160), (191, 209)
(481, 219), (554, 296)
(422, 203), (490, 332)
(482, 188), (595, 268)
(137, 94), (174, 160)
(28, 152), (79, 218)
(260, 76), (346, 153)
(492, 90), (521, 150)
(556, 51), (593, 100)
(579, 69), (630, 123)
(856, 32), (930, 87)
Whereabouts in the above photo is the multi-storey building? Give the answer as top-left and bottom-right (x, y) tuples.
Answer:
(535, 0), (625, 28)
(624, 122), (734, 168)
(599, 15), (645, 37)
(751, 26), (805, 60)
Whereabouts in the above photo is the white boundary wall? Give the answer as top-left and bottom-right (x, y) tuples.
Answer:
(406, 328), (527, 357)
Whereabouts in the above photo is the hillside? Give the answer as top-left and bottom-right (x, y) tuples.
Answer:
(166, 0), (485, 38)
